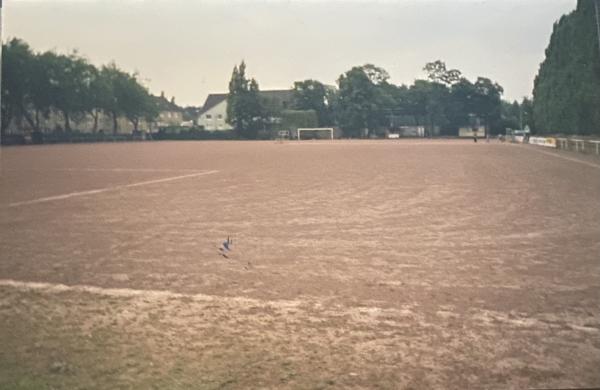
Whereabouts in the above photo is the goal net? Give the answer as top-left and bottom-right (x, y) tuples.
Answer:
(297, 128), (334, 140)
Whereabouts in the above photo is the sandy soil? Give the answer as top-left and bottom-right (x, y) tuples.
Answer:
(0, 140), (599, 389)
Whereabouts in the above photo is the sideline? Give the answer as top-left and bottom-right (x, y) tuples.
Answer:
(514, 144), (600, 170)
(8, 170), (219, 208)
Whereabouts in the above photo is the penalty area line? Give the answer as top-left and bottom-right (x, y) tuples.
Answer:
(8, 170), (219, 208)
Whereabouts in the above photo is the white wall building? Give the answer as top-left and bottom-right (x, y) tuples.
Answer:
(197, 94), (233, 131)
(197, 90), (297, 132)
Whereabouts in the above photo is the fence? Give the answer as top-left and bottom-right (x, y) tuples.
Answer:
(554, 138), (600, 156)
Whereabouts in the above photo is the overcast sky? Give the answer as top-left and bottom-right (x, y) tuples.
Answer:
(4, 0), (575, 107)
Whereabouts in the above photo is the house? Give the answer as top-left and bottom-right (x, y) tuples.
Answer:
(153, 93), (184, 130)
(197, 89), (296, 131)
(197, 94), (232, 131)
(5, 92), (185, 135)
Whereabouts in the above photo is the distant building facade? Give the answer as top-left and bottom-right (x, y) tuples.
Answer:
(197, 89), (296, 131)
(4, 92), (184, 135)
(197, 94), (232, 131)
(153, 93), (184, 129)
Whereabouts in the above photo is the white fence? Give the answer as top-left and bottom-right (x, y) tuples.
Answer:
(555, 138), (600, 155)
(528, 137), (557, 148)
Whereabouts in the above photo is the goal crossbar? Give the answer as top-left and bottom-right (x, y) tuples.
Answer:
(297, 128), (334, 140)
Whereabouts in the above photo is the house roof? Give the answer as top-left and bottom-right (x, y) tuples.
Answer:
(199, 93), (228, 115)
(199, 90), (296, 116)
(258, 89), (295, 109)
(153, 94), (182, 112)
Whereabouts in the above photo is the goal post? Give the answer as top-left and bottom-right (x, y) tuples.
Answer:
(297, 128), (334, 140)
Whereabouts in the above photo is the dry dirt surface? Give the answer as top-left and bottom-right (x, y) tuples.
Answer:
(0, 140), (599, 390)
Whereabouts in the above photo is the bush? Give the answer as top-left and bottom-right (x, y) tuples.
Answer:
(153, 127), (236, 140)
(0, 134), (27, 145)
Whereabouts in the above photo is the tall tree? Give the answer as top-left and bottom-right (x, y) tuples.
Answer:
(100, 64), (125, 134)
(292, 79), (332, 126)
(335, 64), (393, 137)
(472, 77), (503, 133)
(423, 60), (462, 86)
(406, 80), (450, 135)
(86, 67), (113, 133)
(226, 61), (262, 139)
(118, 73), (158, 132)
(40, 51), (96, 132)
(1, 38), (37, 135)
(533, 0), (600, 135)
(520, 97), (534, 130)
(500, 100), (522, 131)
(101, 65), (158, 134)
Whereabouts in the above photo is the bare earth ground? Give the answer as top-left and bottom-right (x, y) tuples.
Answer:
(0, 140), (599, 389)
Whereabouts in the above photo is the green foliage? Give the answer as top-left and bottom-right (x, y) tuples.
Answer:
(501, 100), (522, 131)
(335, 64), (395, 137)
(154, 127), (235, 140)
(423, 60), (462, 85)
(533, 0), (600, 135)
(500, 98), (534, 133)
(280, 109), (318, 131)
(1, 39), (37, 134)
(331, 61), (505, 137)
(292, 80), (332, 126)
(97, 64), (157, 134)
(1, 38), (160, 138)
(37, 51), (96, 131)
(117, 71), (158, 132)
(226, 61), (263, 139)
(408, 80), (450, 134)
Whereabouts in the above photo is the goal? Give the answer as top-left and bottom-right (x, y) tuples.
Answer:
(297, 128), (334, 140)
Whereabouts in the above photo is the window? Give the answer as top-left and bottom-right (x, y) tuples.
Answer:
(217, 114), (223, 119)
(206, 114), (212, 119)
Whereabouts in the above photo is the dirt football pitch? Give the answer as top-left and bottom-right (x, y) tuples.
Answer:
(0, 140), (599, 389)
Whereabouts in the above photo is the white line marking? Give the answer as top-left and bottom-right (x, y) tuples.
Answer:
(286, 141), (476, 146)
(520, 145), (600, 169)
(0, 279), (301, 308)
(8, 170), (219, 208)
(5, 168), (204, 173)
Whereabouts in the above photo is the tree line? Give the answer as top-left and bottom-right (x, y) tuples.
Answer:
(1, 38), (158, 138)
(3, 37), (538, 141)
(227, 59), (532, 139)
(4, 0), (598, 142)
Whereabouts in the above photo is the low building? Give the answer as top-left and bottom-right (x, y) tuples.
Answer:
(459, 126), (486, 138)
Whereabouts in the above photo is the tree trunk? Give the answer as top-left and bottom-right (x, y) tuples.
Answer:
(112, 111), (118, 135)
(1, 106), (13, 137)
(20, 105), (38, 132)
(91, 110), (99, 133)
(130, 117), (139, 132)
(63, 111), (71, 132)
